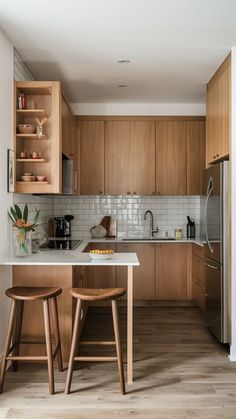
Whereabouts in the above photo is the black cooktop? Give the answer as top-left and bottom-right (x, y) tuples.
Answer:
(43, 239), (82, 250)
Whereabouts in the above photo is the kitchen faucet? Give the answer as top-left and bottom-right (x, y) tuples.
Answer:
(144, 210), (159, 238)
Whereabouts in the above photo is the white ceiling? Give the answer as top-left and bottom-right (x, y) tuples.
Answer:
(0, 0), (236, 106)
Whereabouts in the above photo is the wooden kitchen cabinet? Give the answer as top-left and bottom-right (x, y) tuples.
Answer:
(80, 121), (105, 195)
(105, 121), (155, 195)
(192, 244), (206, 311)
(206, 53), (230, 166)
(156, 121), (187, 195)
(155, 243), (187, 299)
(116, 243), (155, 300)
(14, 81), (62, 194)
(187, 120), (205, 195)
(83, 242), (116, 288)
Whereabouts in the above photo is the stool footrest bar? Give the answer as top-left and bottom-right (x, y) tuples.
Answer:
(6, 356), (48, 361)
(74, 356), (118, 362)
(80, 340), (116, 346)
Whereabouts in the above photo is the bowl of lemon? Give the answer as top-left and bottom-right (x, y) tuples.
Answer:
(89, 249), (114, 260)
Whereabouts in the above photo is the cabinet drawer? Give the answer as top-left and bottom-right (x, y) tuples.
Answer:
(192, 244), (204, 258)
(192, 253), (205, 285)
(192, 274), (205, 311)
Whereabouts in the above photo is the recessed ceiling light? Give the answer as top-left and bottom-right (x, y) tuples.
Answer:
(117, 59), (130, 64)
(118, 84), (128, 88)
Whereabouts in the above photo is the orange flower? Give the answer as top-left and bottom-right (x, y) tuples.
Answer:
(15, 219), (25, 228)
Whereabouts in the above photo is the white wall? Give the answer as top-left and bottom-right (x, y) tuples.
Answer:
(71, 102), (206, 116)
(0, 30), (14, 354)
(229, 48), (236, 360)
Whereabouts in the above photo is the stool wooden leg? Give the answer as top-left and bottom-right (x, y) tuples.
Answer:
(65, 299), (82, 395)
(0, 299), (17, 393)
(111, 299), (125, 395)
(43, 299), (54, 395)
(12, 300), (24, 372)
(51, 297), (63, 372)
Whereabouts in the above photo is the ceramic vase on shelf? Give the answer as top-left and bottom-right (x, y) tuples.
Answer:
(12, 227), (32, 258)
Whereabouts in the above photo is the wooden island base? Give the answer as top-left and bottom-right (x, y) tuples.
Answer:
(13, 265), (86, 361)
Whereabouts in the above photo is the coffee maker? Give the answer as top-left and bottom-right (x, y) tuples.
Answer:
(55, 215), (74, 238)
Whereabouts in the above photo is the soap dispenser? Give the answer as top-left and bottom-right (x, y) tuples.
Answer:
(187, 216), (195, 239)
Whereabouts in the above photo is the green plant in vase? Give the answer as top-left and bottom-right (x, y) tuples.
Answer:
(8, 204), (40, 257)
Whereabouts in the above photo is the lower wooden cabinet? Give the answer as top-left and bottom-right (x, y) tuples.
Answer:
(116, 243), (155, 300)
(192, 245), (206, 311)
(83, 242), (116, 288)
(155, 243), (187, 300)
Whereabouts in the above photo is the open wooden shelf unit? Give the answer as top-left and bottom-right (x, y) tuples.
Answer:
(14, 81), (62, 194)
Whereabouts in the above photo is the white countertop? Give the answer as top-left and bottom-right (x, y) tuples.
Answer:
(0, 251), (139, 266)
(82, 237), (205, 246)
(0, 236), (204, 266)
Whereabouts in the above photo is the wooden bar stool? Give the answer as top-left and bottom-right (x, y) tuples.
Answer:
(65, 287), (126, 395)
(0, 286), (63, 395)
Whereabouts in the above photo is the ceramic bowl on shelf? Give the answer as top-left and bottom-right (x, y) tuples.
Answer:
(89, 249), (114, 260)
(17, 124), (36, 134)
(35, 176), (47, 182)
(21, 175), (35, 182)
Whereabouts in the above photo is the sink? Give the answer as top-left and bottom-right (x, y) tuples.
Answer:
(122, 237), (175, 241)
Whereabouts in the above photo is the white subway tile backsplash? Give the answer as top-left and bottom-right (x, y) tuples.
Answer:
(13, 189), (202, 241)
(53, 195), (201, 239)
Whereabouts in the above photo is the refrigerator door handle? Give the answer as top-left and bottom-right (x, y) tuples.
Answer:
(204, 262), (220, 270)
(204, 178), (214, 253)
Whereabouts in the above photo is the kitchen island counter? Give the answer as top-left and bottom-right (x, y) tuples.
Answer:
(0, 251), (139, 266)
(0, 251), (138, 384)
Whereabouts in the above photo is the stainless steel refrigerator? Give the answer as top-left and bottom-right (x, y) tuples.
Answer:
(203, 161), (229, 343)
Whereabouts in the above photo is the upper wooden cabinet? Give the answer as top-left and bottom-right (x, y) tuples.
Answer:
(187, 120), (205, 195)
(206, 54), (230, 166)
(156, 121), (187, 195)
(156, 119), (205, 195)
(155, 243), (187, 300)
(14, 81), (62, 194)
(105, 121), (156, 195)
(80, 121), (105, 195)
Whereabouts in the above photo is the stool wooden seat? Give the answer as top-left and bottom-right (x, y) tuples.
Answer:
(71, 287), (126, 301)
(0, 286), (63, 395)
(65, 287), (126, 395)
(6, 286), (62, 301)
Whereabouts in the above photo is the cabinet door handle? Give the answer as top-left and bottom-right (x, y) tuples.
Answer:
(127, 191), (131, 195)
(73, 171), (77, 192)
(152, 192), (155, 195)
(99, 191), (103, 195)
(216, 153), (219, 157)
(133, 191), (136, 195)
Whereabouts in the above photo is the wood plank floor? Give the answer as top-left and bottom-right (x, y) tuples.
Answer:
(1, 306), (236, 418)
